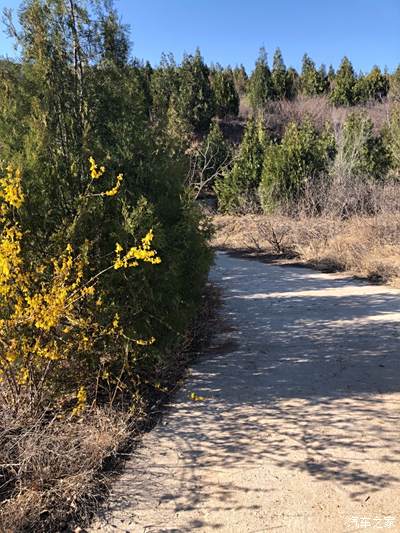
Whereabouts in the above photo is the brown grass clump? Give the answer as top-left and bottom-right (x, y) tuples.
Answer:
(0, 406), (129, 532)
(212, 213), (400, 285)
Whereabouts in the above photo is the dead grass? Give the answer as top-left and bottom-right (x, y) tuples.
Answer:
(0, 406), (130, 532)
(212, 213), (400, 285)
(0, 284), (220, 533)
(263, 96), (392, 138)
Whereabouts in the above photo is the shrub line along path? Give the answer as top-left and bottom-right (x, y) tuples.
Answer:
(91, 251), (400, 532)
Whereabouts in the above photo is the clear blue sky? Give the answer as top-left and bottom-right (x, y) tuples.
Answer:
(0, 0), (399, 73)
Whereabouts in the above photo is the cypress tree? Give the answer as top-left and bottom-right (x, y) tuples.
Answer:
(150, 52), (179, 124)
(211, 65), (239, 118)
(300, 54), (320, 96)
(215, 117), (267, 212)
(248, 47), (274, 111)
(286, 67), (299, 100)
(355, 66), (389, 103)
(271, 48), (288, 99)
(233, 64), (248, 97)
(330, 56), (357, 106)
(176, 48), (215, 133)
(260, 120), (335, 211)
(385, 106), (400, 178)
(389, 66), (400, 102)
(336, 112), (390, 180)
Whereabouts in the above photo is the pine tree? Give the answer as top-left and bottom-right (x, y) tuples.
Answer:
(330, 56), (357, 106)
(101, 10), (130, 67)
(215, 118), (267, 212)
(248, 47), (274, 111)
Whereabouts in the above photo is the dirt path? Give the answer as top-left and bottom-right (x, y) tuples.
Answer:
(90, 251), (400, 532)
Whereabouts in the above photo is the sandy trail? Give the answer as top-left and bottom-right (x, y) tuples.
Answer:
(90, 251), (400, 532)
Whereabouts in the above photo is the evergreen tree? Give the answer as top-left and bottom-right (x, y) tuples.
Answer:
(327, 64), (336, 91)
(176, 48), (215, 132)
(210, 65), (239, 118)
(330, 56), (357, 106)
(248, 47), (274, 111)
(385, 105), (400, 178)
(215, 118), (267, 212)
(101, 10), (130, 67)
(389, 66), (400, 102)
(260, 120), (335, 211)
(188, 121), (231, 197)
(355, 66), (389, 103)
(1, 0), (212, 367)
(336, 111), (390, 180)
(271, 48), (288, 99)
(300, 54), (325, 96)
(233, 64), (248, 96)
(317, 64), (330, 94)
(150, 52), (179, 124)
(286, 67), (299, 99)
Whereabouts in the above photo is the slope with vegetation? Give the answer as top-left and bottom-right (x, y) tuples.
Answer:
(0, 1), (400, 530)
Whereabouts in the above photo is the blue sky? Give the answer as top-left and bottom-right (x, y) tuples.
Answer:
(0, 0), (399, 73)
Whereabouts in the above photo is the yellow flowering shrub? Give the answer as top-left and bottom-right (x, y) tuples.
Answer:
(0, 160), (160, 413)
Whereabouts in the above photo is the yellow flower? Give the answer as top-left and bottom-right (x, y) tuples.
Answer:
(17, 367), (29, 385)
(135, 336), (156, 346)
(89, 156), (105, 180)
(103, 173), (123, 197)
(113, 230), (161, 270)
(189, 392), (205, 401)
(112, 313), (120, 329)
(71, 386), (87, 416)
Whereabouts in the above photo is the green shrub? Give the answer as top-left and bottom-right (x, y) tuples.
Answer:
(215, 118), (267, 213)
(260, 120), (334, 211)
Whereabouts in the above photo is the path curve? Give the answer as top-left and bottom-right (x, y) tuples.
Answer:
(91, 251), (400, 532)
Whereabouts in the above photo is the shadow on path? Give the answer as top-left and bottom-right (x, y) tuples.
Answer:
(92, 251), (400, 532)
